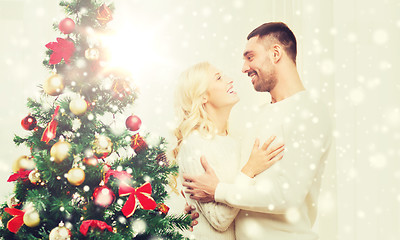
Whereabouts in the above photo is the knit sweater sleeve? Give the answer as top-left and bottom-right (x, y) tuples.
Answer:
(215, 104), (332, 214)
(178, 135), (240, 232)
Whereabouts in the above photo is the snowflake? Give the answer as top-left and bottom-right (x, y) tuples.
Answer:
(131, 219), (147, 236)
(347, 33), (358, 43)
(349, 88), (365, 105)
(285, 207), (300, 223)
(369, 153), (387, 169)
(372, 29), (388, 45)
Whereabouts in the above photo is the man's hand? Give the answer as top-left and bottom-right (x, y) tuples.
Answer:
(182, 156), (219, 203)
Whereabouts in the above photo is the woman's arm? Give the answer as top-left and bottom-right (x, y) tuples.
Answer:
(178, 137), (239, 232)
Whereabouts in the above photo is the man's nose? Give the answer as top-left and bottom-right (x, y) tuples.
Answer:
(242, 62), (250, 73)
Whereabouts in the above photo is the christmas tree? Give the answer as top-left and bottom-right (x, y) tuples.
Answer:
(0, 0), (191, 239)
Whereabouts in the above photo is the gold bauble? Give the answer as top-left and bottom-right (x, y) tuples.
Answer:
(50, 141), (71, 163)
(69, 98), (87, 116)
(12, 155), (35, 172)
(67, 167), (85, 186)
(28, 169), (41, 184)
(93, 135), (113, 158)
(44, 74), (64, 96)
(49, 226), (71, 240)
(85, 47), (100, 60)
(23, 209), (40, 227)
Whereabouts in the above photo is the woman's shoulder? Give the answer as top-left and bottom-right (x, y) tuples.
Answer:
(183, 130), (209, 145)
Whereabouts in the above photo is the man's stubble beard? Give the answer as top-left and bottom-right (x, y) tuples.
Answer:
(254, 68), (277, 93)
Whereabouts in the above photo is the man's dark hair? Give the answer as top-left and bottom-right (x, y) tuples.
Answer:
(247, 22), (297, 64)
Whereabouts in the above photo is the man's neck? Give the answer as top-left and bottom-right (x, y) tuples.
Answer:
(270, 65), (304, 103)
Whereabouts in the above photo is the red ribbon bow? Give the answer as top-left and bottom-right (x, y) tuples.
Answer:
(7, 170), (32, 182)
(119, 182), (157, 218)
(41, 105), (60, 144)
(79, 220), (113, 236)
(4, 208), (25, 233)
(104, 169), (132, 184)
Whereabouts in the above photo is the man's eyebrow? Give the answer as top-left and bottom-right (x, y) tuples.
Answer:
(243, 51), (252, 58)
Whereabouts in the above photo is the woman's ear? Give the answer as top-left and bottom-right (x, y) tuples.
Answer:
(202, 95), (208, 104)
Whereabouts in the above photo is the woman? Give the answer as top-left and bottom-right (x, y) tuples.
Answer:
(173, 62), (284, 239)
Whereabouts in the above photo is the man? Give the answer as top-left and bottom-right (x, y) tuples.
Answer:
(183, 22), (332, 239)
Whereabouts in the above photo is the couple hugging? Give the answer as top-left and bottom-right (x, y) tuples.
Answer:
(173, 22), (332, 240)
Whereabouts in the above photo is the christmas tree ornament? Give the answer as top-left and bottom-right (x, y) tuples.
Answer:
(93, 135), (113, 158)
(80, 220), (113, 236)
(156, 152), (168, 166)
(12, 155), (35, 172)
(119, 182), (157, 218)
(43, 74), (64, 96)
(67, 167), (85, 186)
(7, 195), (19, 208)
(71, 192), (87, 207)
(58, 17), (75, 34)
(156, 203), (170, 216)
(93, 186), (115, 208)
(23, 208), (40, 228)
(104, 169), (132, 184)
(45, 38), (75, 65)
(85, 47), (100, 60)
(130, 133), (147, 153)
(21, 115), (37, 130)
(96, 4), (113, 25)
(7, 170), (32, 183)
(111, 78), (131, 99)
(28, 169), (41, 184)
(49, 225), (71, 240)
(41, 105), (60, 144)
(82, 156), (98, 166)
(69, 97), (87, 116)
(50, 140), (71, 163)
(4, 207), (25, 233)
(125, 115), (142, 131)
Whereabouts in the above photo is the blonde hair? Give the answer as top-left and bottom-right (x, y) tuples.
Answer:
(172, 62), (219, 161)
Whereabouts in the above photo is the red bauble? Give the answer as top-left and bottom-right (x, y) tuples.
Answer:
(82, 157), (99, 166)
(59, 18), (75, 34)
(125, 115), (142, 131)
(21, 115), (37, 131)
(93, 186), (115, 208)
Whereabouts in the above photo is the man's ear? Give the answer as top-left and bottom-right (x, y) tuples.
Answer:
(271, 44), (282, 63)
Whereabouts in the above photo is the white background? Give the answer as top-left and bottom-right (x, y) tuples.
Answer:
(0, 0), (399, 239)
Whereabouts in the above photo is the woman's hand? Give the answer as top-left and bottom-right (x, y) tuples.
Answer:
(241, 136), (285, 178)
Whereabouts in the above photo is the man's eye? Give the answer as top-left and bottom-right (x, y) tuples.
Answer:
(247, 56), (253, 60)
(217, 76), (222, 80)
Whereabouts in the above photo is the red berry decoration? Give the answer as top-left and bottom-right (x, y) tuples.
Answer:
(21, 115), (37, 131)
(93, 186), (115, 208)
(59, 18), (75, 34)
(125, 115), (142, 131)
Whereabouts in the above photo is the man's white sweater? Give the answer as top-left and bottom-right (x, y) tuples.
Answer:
(215, 90), (333, 240)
